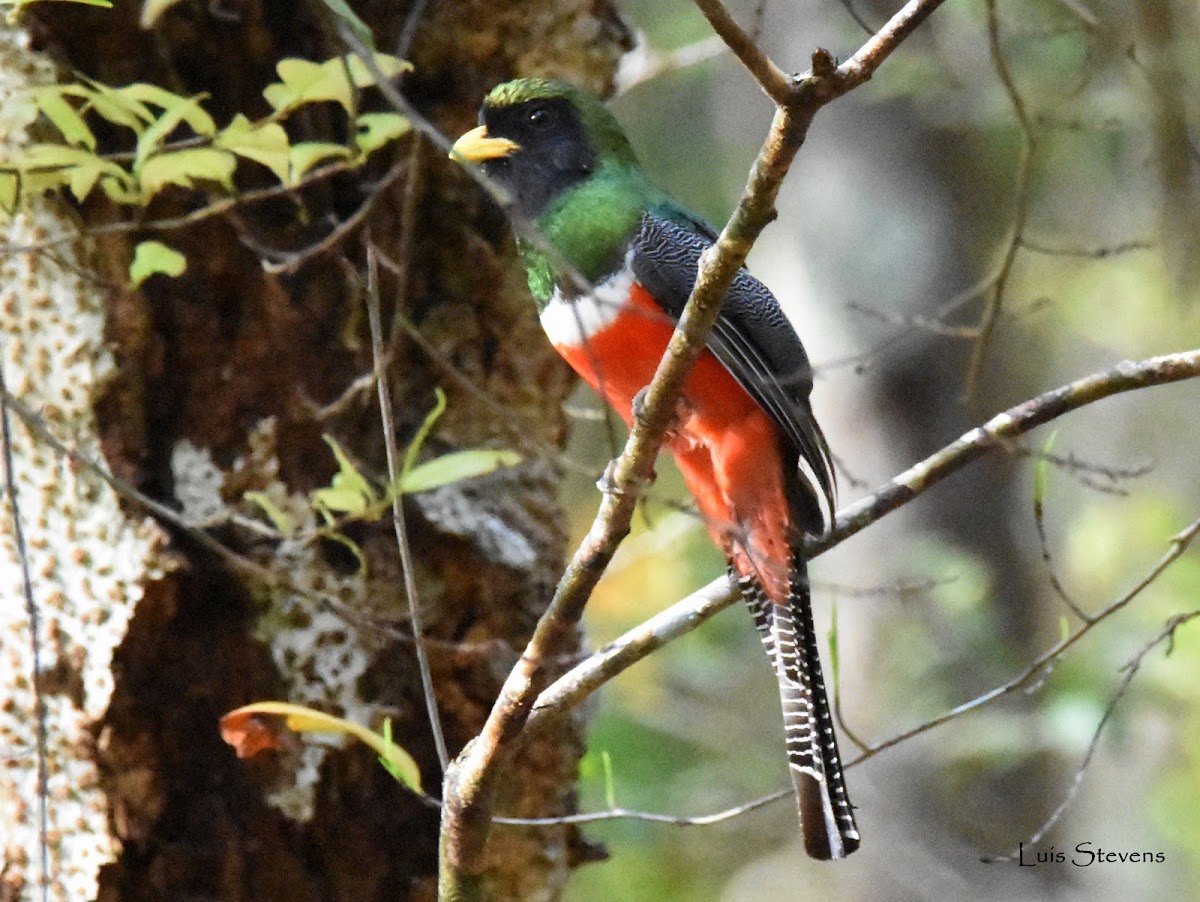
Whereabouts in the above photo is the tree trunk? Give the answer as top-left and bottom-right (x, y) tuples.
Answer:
(1, 2), (630, 900)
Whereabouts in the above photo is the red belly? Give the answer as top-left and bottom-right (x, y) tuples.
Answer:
(551, 282), (794, 602)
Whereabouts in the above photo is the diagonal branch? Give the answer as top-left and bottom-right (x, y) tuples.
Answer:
(434, 1), (955, 895)
(522, 348), (1200, 737)
(692, 0), (791, 104)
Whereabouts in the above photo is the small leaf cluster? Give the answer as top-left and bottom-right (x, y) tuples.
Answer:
(247, 389), (521, 572)
(0, 52), (412, 215)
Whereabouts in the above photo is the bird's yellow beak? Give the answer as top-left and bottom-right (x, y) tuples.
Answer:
(449, 125), (520, 162)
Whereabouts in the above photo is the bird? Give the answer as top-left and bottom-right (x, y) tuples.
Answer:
(450, 77), (860, 860)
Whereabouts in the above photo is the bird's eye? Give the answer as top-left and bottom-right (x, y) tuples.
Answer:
(527, 106), (553, 129)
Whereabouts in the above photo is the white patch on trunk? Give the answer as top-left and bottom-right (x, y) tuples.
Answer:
(538, 253), (636, 348)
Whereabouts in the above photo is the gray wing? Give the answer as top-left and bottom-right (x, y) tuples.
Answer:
(630, 212), (835, 533)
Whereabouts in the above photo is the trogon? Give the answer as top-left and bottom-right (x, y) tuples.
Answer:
(451, 78), (860, 860)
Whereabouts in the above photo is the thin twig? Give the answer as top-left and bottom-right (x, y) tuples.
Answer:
(983, 605), (1200, 862)
(749, 0), (770, 44)
(1012, 445), (1152, 487)
(0, 158), (363, 256)
(366, 244), (449, 773)
(964, 0), (1036, 399)
(692, 0), (791, 104)
(0, 352), (50, 902)
(847, 299), (983, 339)
(848, 515), (1200, 766)
(1032, 472), (1091, 621)
(836, 0), (878, 37)
(493, 789), (791, 827)
(260, 159), (407, 275)
(1019, 237), (1154, 258)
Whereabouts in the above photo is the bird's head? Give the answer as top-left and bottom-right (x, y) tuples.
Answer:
(450, 78), (639, 221)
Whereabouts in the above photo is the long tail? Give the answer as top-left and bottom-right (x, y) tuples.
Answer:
(734, 552), (860, 859)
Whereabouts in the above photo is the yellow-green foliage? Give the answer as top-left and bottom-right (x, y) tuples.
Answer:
(247, 389), (521, 573)
(0, 52), (411, 214)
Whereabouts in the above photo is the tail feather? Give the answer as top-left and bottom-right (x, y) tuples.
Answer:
(735, 555), (860, 860)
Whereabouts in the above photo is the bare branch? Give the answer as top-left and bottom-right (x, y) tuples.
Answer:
(984, 604), (1200, 862)
(820, 349), (1200, 553)
(964, 0), (1036, 398)
(1033, 469), (1091, 622)
(692, 0), (791, 104)
(493, 788), (790, 827)
(258, 159), (406, 275)
(0, 352), (51, 901)
(523, 349), (1200, 737)
(850, 515), (1200, 765)
(365, 243), (450, 773)
(1019, 237), (1155, 258)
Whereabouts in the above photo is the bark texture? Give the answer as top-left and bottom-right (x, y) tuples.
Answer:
(2, 1), (631, 899)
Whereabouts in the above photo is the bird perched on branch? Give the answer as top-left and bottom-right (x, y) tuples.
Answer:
(451, 77), (859, 859)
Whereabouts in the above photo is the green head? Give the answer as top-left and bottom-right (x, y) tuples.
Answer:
(451, 78), (658, 302)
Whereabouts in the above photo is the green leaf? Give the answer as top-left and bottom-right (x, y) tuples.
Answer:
(214, 114), (290, 183)
(263, 57), (352, 115)
(6, 0), (113, 14)
(828, 598), (841, 685)
(16, 142), (98, 171)
(120, 84), (215, 133)
(35, 88), (96, 150)
(138, 147), (236, 196)
(97, 173), (142, 205)
(134, 94), (215, 172)
(399, 449), (521, 494)
(601, 750), (617, 810)
(343, 53), (410, 89)
(312, 485), (369, 515)
(79, 78), (154, 132)
(244, 491), (294, 538)
(311, 434), (376, 515)
(288, 141), (352, 183)
(403, 387), (446, 477)
(263, 54), (411, 116)
(129, 240), (187, 287)
(355, 112), (410, 155)
(70, 160), (133, 202)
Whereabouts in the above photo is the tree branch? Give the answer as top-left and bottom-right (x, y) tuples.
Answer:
(523, 348), (1200, 737)
(691, 0), (791, 104)
(438, 1), (953, 894)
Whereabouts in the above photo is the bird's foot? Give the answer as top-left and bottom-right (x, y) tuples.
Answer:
(631, 385), (688, 444)
(596, 457), (656, 496)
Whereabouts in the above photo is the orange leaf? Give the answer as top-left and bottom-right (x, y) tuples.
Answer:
(219, 709), (285, 759)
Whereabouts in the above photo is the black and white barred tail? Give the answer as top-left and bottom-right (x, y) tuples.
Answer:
(735, 554), (860, 860)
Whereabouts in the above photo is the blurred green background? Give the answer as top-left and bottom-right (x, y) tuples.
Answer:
(555, 1), (1200, 899)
